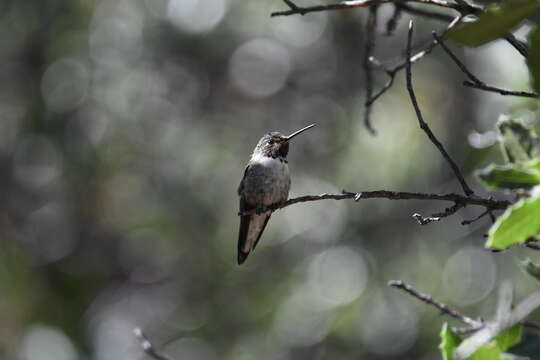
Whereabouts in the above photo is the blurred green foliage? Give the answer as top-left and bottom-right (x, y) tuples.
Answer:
(440, 323), (523, 360)
(447, 0), (540, 47)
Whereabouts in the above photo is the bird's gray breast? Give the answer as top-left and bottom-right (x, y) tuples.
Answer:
(241, 155), (291, 207)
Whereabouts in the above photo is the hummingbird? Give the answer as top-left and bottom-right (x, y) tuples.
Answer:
(237, 124), (316, 264)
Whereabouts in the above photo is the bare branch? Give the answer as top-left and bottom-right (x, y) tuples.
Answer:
(525, 239), (540, 251)
(385, 5), (402, 36)
(396, 3), (453, 21)
(366, 16), (461, 106)
(504, 33), (529, 58)
(433, 33), (538, 98)
(463, 81), (538, 98)
(455, 285), (540, 360)
(413, 212), (441, 224)
(363, 6), (379, 134)
(406, 21), (474, 196)
(238, 190), (510, 216)
(270, 0), (477, 17)
(388, 280), (483, 328)
(461, 209), (492, 225)
(134, 328), (173, 360)
(281, 0), (306, 14)
(413, 202), (464, 225)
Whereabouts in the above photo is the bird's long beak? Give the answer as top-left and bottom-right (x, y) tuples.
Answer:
(285, 124), (316, 141)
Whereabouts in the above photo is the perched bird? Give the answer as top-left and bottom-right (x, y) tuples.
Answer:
(237, 124), (316, 264)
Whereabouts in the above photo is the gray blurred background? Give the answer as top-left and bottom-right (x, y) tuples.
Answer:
(0, 0), (537, 359)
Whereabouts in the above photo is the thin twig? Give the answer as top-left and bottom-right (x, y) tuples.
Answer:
(504, 34), (529, 58)
(388, 280), (483, 328)
(391, 280), (540, 338)
(134, 328), (172, 360)
(463, 81), (538, 98)
(455, 286), (540, 360)
(413, 213), (441, 224)
(406, 21), (474, 196)
(238, 190), (510, 216)
(270, 0), (478, 17)
(433, 33), (538, 98)
(525, 240), (540, 251)
(396, 5), (527, 57)
(396, 3), (453, 21)
(523, 321), (540, 331)
(282, 0), (306, 14)
(363, 6), (378, 134)
(386, 5), (403, 36)
(413, 202), (464, 225)
(366, 16), (461, 106)
(461, 209), (491, 225)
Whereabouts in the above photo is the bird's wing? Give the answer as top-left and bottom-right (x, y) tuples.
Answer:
(237, 164), (272, 264)
(237, 206), (271, 265)
(237, 165), (249, 195)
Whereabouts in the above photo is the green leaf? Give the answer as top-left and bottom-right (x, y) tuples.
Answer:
(520, 258), (540, 281)
(498, 116), (539, 163)
(440, 323), (523, 360)
(477, 164), (540, 189)
(469, 344), (501, 360)
(486, 194), (540, 250)
(525, 158), (540, 170)
(528, 25), (540, 94)
(447, 0), (540, 46)
(495, 324), (523, 352)
(440, 323), (461, 360)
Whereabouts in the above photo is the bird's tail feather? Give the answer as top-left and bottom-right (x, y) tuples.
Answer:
(237, 213), (271, 265)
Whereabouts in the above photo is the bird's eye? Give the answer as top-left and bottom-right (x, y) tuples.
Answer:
(268, 140), (274, 145)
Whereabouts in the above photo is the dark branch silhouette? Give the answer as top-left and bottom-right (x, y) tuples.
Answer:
(413, 202), (464, 225)
(433, 33), (538, 98)
(363, 6), (378, 134)
(238, 190), (510, 216)
(461, 209), (493, 225)
(389, 280), (483, 328)
(271, 0), (479, 17)
(406, 21), (474, 196)
(366, 16), (461, 107)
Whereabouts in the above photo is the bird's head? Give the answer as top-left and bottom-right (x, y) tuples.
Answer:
(253, 124), (316, 159)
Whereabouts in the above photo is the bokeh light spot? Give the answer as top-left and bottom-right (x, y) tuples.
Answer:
(442, 247), (497, 306)
(229, 39), (291, 98)
(23, 203), (74, 264)
(13, 135), (62, 189)
(41, 58), (89, 113)
(167, 0), (228, 34)
(359, 292), (419, 355)
(306, 246), (368, 308)
(18, 324), (77, 360)
(271, 12), (327, 48)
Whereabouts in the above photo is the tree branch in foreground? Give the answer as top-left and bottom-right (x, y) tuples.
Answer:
(271, 0), (478, 17)
(433, 33), (539, 98)
(413, 202), (465, 225)
(366, 16), (461, 107)
(388, 280), (483, 328)
(390, 280), (540, 359)
(134, 328), (172, 360)
(237, 190), (510, 216)
(406, 21), (474, 196)
(461, 208), (492, 225)
(363, 6), (379, 134)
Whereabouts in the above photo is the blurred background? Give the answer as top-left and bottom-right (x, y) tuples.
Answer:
(0, 0), (539, 359)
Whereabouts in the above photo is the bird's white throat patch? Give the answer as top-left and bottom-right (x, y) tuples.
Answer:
(251, 153), (288, 170)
